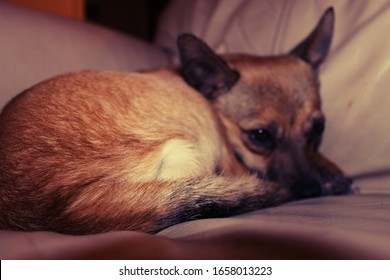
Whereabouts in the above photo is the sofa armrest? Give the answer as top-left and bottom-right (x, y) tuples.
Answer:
(0, 2), (170, 109)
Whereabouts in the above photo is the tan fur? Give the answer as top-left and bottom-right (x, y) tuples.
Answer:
(216, 55), (322, 176)
(0, 9), (351, 234)
(0, 70), (269, 234)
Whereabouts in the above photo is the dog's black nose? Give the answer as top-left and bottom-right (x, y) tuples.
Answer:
(291, 179), (323, 199)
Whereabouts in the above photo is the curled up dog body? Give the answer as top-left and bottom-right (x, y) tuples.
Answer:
(0, 8), (352, 234)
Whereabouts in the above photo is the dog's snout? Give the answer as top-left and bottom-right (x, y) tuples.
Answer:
(291, 179), (322, 199)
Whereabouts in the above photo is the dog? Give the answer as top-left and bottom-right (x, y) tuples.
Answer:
(0, 7), (351, 234)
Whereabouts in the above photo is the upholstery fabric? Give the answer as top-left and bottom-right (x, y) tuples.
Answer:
(0, 2), (169, 109)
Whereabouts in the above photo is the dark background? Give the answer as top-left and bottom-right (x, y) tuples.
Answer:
(86, 0), (170, 42)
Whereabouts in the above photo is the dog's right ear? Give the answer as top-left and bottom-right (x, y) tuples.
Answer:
(177, 34), (239, 99)
(290, 7), (335, 70)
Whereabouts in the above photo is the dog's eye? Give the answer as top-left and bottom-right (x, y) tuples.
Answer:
(307, 118), (325, 144)
(247, 128), (275, 150)
(313, 120), (325, 135)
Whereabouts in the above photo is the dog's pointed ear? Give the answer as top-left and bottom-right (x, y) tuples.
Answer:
(177, 34), (239, 99)
(290, 7), (334, 70)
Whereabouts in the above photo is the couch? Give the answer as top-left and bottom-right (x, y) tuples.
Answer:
(1, 0), (390, 259)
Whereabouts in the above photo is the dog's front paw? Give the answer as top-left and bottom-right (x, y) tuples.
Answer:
(323, 174), (353, 195)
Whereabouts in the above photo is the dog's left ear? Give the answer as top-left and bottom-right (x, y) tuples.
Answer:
(177, 34), (239, 99)
(290, 7), (334, 70)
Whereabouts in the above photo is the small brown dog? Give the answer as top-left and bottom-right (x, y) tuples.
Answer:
(0, 8), (351, 234)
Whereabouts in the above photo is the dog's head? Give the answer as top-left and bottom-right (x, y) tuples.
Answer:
(178, 8), (352, 198)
